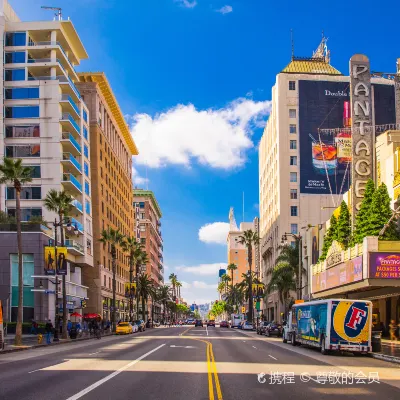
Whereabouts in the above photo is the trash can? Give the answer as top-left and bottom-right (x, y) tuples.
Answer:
(371, 331), (382, 353)
(69, 327), (77, 339)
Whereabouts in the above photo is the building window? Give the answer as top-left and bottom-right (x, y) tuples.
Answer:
(5, 125), (40, 138)
(290, 206), (298, 217)
(11, 253), (34, 322)
(84, 145), (89, 159)
(290, 156), (297, 166)
(7, 186), (41, 200)
(291, 224), (298, 234)
(103, 275), (106, 287)
(5, 106), (39, 118)
(84, 162), (89, 177)
(289, 124), (297, 134)
(4, 69), (25, 81)
(5, 51), (26, 63)
(85, 181), (90, 196)
(87, 239), (92, 255)
(83, 126), (88, 140)
(289, 81), (296, 90)
(83, 109), (88, 123)
(85, 200), (91, 215)
(5, 88), (39, 99)
(141, 238), (146, 244)
(8, 208), (42, 221)
(290, 172), (297, 182)
(100, 150), (102, 161)
(109, 277), (111, 288)
(289, 109), (296, 118)
(139, 202), (145, 209)
(290, 140), (297, 150)
(290, 189), (297, 199)
(5, 145), (40, 157)
(5, 32), (26, 46)
(140, 225), (146, 232)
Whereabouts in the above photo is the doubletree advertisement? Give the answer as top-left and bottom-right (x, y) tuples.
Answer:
(298, 80), (395, 194)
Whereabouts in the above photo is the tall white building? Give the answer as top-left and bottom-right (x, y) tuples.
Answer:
(259, 40), (395, 321)
(0, 1), (93, 323)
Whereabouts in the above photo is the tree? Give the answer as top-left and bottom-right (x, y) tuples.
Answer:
(367, 183), (399, 240)
(99, 228), (125, 331)
(226, 263), (237, 289)
(336, 201), (352, 249)
(169, 273), (178, 301)
(44, 189), (73, 339)
(237, 229), (260, 323)
(0, 158), (33, 346)
(319, 214), (338, 261)
(137, 274), (155, 320)
(176, 281), (182, 302)
(217, 281), (225, 294)
(353, 179), (375, 244)
(221, 274), (231, 292)
(121, 236), (145, 321)
(225, 285), (244, 312)
(156, 285), (171, 322)
(193, 309), (201, 319)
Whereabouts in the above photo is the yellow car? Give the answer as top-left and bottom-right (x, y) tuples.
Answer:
(116, 322), (133, 335)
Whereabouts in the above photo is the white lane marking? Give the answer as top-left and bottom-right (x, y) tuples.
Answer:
(243, 341), (246, 343)
(170, 345), (196, 348)
(88, 351), (100, 356)
(252, 346), (257, 349)
(28, 369), (42, 374)
(206, 325), (209, 336)
(269, 355), (277, 360)
(66, 344), (165, 400)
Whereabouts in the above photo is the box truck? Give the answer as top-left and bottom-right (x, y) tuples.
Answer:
(230, 313), (244, 328)
(290, 299), (372, 355)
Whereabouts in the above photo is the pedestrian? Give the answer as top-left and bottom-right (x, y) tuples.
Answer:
(30, 319), (37, 335)
(389, 320), (398, 341)
(45, 319), (53, 344)
(67, 319), (72, 336)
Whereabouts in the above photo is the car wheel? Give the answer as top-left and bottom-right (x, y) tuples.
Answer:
(291, 333), (297, 346)
(321, 336), (328, 355)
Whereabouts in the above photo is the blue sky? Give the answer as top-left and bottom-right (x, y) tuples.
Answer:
(11, 0), (400, 304)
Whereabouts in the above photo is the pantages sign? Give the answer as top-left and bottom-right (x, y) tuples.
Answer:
(349, 54), (373, 224)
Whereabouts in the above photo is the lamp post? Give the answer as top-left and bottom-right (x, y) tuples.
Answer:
(281, 232), (302, 300)
(52, 217), (78, 340)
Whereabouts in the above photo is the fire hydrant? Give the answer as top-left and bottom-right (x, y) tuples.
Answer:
(38, 333), (43, 344)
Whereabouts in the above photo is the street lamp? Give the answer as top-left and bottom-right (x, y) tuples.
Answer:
(281, 232), (302, 301)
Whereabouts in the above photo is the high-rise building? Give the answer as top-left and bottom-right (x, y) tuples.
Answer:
(0, 1), (92, 323)
(76, 73), (138, 322)
(259, 39), (396, 321)
(133, 189), (163, 319)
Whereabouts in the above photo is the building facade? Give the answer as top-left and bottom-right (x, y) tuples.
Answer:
(0, 1), (92, 323)
(76, 73), (138, 322)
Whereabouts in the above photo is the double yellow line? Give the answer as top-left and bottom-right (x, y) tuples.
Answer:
(183, 327), (223, 400)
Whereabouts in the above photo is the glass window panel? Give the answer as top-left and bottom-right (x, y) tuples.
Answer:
(5, 88), (39, 99)
(5, 69), (25, 81)
(5, 51), (26, 63)
(5, 125), (40, 137)
(5, 106), (39, 118)
(5, 32), (26, 46)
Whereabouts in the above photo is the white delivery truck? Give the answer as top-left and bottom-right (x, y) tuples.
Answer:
(290, 299), (372, 355)
(230, 313), (244, 328)
(282, 311), (293, 344)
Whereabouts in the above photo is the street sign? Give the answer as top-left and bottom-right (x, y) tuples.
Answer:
(81, 299), (87, 308)
(45, 290), (55, 294)
(241, 306), (246, 313)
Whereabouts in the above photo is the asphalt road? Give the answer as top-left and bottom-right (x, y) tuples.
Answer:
(1, 325), (400, 400)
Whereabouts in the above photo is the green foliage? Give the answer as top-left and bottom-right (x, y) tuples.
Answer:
(44, 189), (73, 217)
(353, 179), (375, 244)
(210, 301), (227, 317)
(0, 210), (16, 224)
(266, 263), (296, 306)
(336, 201), (352, 249)
(193, 309), (201, 319)
(319, 214), (338, 261)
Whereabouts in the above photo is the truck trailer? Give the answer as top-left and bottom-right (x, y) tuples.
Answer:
(290, 299), (372, 355)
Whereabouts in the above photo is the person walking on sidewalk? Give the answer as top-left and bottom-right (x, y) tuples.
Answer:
(389, 320), (399, 341)
(45, 319), (53, 344)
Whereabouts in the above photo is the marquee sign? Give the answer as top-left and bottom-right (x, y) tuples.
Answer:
(349, 54), (373, 224)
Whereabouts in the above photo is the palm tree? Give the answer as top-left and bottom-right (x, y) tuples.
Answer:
(156, 285), (171, 323)
(0, 158), (33, 346)
(176, 281), (182, 302)
(121, 236), (144, 321)
(169, 273), (178, 301)
(217, 281), (226, 295)
(44, 189), (73, 339)
(227, 263), (237, 289)
(137, 274), (155, 320)
(99, 228), (125, 331)
(225, 284), (244, 312)
(237, 229), (260, 324)
(221, 274), (231, 293)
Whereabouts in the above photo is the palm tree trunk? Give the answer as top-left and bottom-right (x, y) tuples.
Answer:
(112, 252), (116, 332)
(129, 255), (133, 322)
(248, 245), (253, 325)
(141, 296), (146, 320)
(60, 213), (68, 339)
(231, 270), (233, 289)
(15, 189), (23, 346)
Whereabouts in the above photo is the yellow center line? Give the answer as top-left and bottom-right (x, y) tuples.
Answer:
(182, 327), (223, 400)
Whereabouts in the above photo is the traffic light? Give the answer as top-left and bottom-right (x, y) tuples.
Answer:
(241, 306), (245, 313)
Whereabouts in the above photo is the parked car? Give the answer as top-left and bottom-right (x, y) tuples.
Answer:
(195, 319), (204, 327)
(116, 322), (133, 335)
(133, 319), (146, 332)
(187, 319), (195, 325)
(242, 321), (254, 331)
(264, 322), (283, 337)
(130, 322), (139, 333)
(207, 320), (215, 327)
(219, 320), (229, 328)
(256, 321), (270, 335)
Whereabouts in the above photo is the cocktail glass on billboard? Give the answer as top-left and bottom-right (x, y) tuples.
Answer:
(311, 139), (337, 175)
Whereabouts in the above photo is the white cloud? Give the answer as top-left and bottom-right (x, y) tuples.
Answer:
(175, 0), (197, 8)
(180, 281), (218, 304)
(128, 98), (271, 170)
(132, 166), (148, 186)
(198, 222), (230, 245)
(216, 5), (233, 14)
(175, 262), (226, 276)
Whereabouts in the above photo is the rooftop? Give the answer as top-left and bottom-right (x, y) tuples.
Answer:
(134, 189), (162, 218)
(78, 72), (138, 155)
(281, 56), (342, 75)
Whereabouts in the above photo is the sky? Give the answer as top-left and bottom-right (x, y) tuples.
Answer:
(10, 0), (400, 305)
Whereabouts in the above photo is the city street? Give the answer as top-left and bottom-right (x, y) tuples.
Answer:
(1, 326), (400, 400)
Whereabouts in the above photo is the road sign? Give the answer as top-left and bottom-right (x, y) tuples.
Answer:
(45, 290), (55, 294)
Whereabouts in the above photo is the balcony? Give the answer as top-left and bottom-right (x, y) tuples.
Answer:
(62, 152), (82, 174)
(65, 239), (84, 255)
(61, 132), (81, 155)
(71, 198), (83, 214)
(71, 217), (84, 234)
(62, 173), (82, 193)
(61, 94), (80, 117)
(60, 113), (80, 136)
(58, 75), (81, 100)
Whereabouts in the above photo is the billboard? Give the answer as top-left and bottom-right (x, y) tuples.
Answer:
(369, 253), (400, 279)
(298, 80), (395, 195)
(252, 283), (264, 298)
(312, 256), (363, 293)
(44, 246), (67, 275)
(124, 283), (137, 298)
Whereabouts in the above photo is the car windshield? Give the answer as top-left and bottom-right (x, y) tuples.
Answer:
(118, 323), (129, 326)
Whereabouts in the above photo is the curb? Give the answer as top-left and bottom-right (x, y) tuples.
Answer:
(1, 333), (114, 355)
(371, 353), (400, 365)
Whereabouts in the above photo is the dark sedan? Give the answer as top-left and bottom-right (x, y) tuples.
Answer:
(219, 321), (229, 328)
(264, 322), (283, 337)
(207, 320), (215, 327)
(195, 319), (203, 327)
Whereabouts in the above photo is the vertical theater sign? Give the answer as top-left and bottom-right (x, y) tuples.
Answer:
(349, 54), (373, 224)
